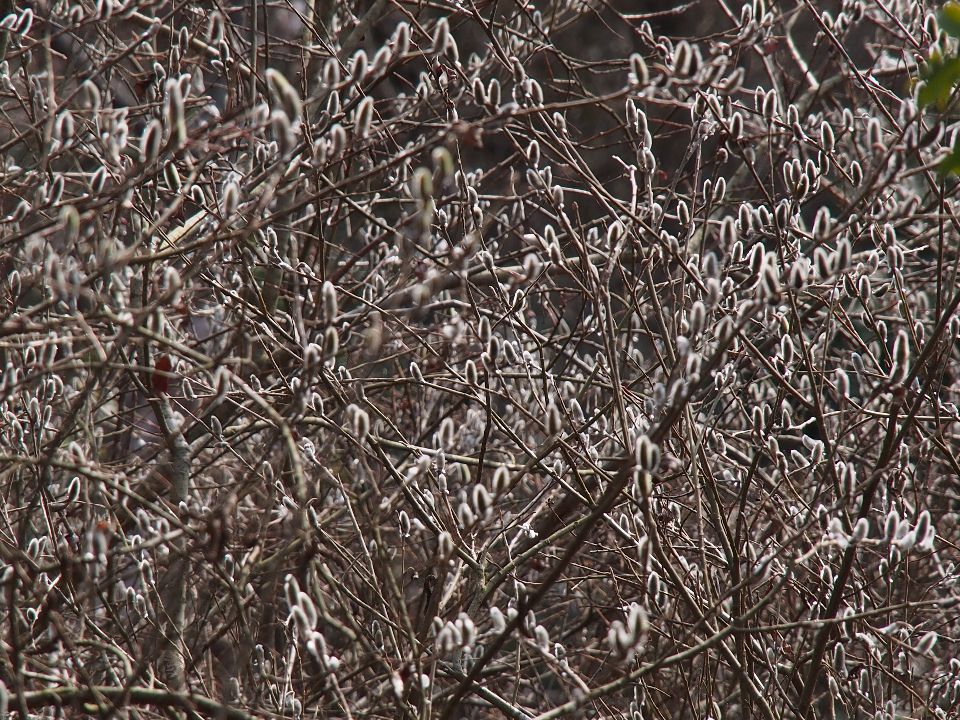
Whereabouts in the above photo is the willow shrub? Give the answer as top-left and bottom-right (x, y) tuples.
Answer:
(1, 0), (959, 718)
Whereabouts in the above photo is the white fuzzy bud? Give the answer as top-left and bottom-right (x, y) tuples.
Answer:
(266, 68), (302, 122)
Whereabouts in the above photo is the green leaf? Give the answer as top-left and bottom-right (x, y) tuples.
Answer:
(919, 55), (960, 108)
(940, 1), (960, 39)
(938, 146), (960, 176)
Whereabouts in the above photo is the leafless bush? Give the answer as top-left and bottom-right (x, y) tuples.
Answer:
(1, 0), (960, 718)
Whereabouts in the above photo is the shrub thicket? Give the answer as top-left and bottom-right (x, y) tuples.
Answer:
(1, 0), (960, 718)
